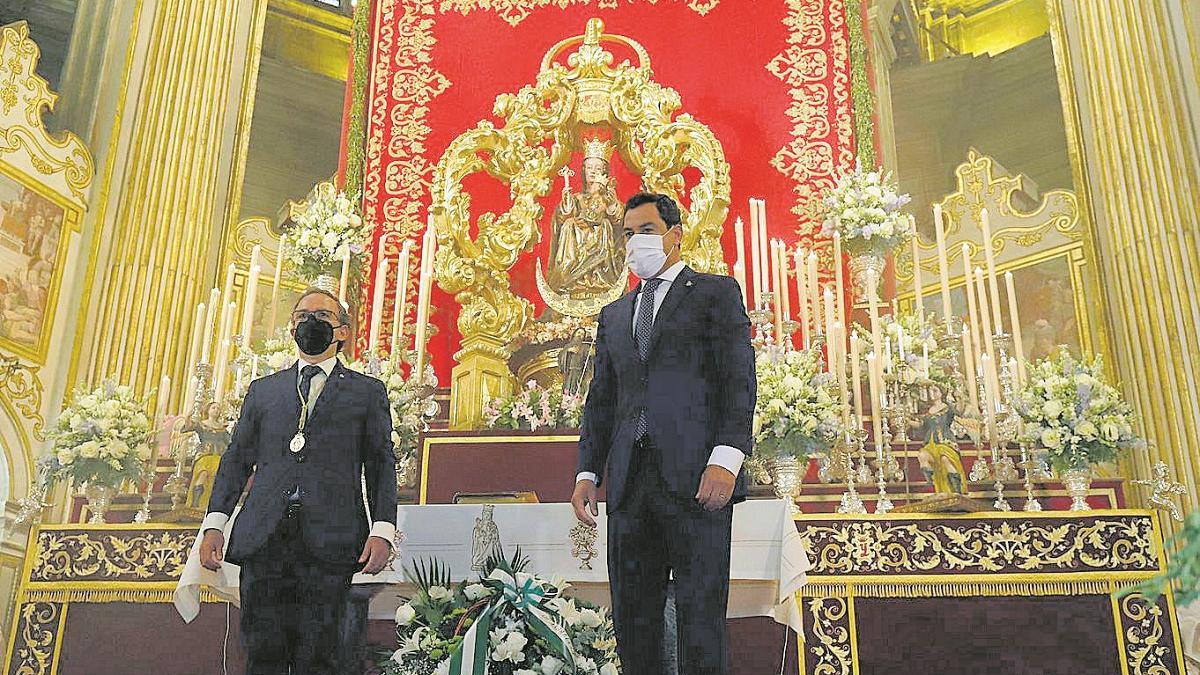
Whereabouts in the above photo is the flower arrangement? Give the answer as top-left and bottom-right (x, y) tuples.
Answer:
(347, 355), (440, 477)
(508, 315), (596, 353)
(483, 381), (583, 431)
(46, 381), (155, 488)
(1016, 351), (1144, 472)
(384, 550), (620, 675)
(853, 312), (956, 389)
(753, 348), (844, 459)
(251, 332), (298, 376)
(820, 167), (915, 256)
(283, 182), (367, 281)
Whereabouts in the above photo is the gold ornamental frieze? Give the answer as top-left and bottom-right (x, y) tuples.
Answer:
(799, 512), (1159, 577)
(430, 17), (731, 345)
(29, 528), (195, 583)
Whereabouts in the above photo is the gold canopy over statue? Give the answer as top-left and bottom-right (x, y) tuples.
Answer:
(430, 18), (732, 428)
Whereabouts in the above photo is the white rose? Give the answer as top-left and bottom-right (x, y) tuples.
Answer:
(1101, 422), (1120, 442)
(108, 440), (130, 458)
(516, 670), (538, 675)
(427, 585), (452, 602)
(78, 441), (100, 459)
(600, 664), (619, 675)
(322, 232), (340, 253)
(540, 655), (566, 675)
(1076, 420), (1099, 440)
(395, 603), (416, 625)
(57, 449), (75, 465)
(100, 400), (121, 416)
(579, 608), (602, 628)
(1041, 429), (1063, 449)
(464, 583), (489, 601)
(1042, 400), (1064, 419)
(137, 444), (152, 461)
(781, 375), (803, 393)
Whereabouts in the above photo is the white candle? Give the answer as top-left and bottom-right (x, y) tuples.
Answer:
(808, 252), (821, 331)
(217, 298), (237, 358)
(338, 248), (352, 304)
(911, 233), (924, 321)
(413, 219), (437, 376)
(975, 268), (997, 367)
(392, 240), (413, 359)
(202, 288), (219, 362)
(154, 375), (171, 426)
(187, 302), (205, 377)
(850, 333), (864, 425)
(734, 217), (748, 309)
(251, 354), (260, 380)
(833, 231), (846, 331)
(866, 352), (884, 462)
(933, 205), (953, 327)
(269, 239), (285, 332)
(962, 328), (979, 411)
(757, 200), (770, 303)
(214, 337), (231, 401)
(962, 243), (981, 368)
(981, 353), (998, 440)
(777, 241), (791, 320)
(772, 242), (785, 341)
(749, 203), (761, 307)
(219, 263), (236, 324)
(1005, 271), (1027, 384)
(823, 288), (836, 364)
(980, 208), (1003, 334)
(241, 264), (262, 345)
(369, 256), (391, 353)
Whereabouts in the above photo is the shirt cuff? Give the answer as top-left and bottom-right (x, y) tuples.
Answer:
(369, 521), (397, 548)
(707, 445), (746, 476)
(200, 512), (229, 535)
(576, 471), (599, 484)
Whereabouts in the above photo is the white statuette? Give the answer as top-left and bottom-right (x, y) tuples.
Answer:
(290, 433), (306, 453)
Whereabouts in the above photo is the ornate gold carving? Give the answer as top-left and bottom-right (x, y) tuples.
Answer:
(0, 23), (94, 204)
(806, 596), (854, 675)
(0, 355), (45, 440)
(800, 514), (1158, 576)
(438, 0), (721, 27)
(431, 18), (730, 352)
(8, 601), (62, 675)
(1117, 593), (1179, 675)
(30, 529), (196, 583)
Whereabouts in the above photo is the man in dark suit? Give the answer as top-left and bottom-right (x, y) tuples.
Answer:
(198, 287), (397, 675)
(572, 192), (756, 675)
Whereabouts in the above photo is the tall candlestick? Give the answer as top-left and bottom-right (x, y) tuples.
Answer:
(757, 200), (770, 303)
(823, 288), (836, 364)
(974, 267), (997, 366)
(413, 219), (437, 377)
(867, 278), (883, 371)
(369, 257), (391, 353)
(807, 252), (821, 331)
(933, 205), (953, 327)
(962, 243), (981, 367)
(392, 240), (413, 358)
(980, 353), (998, 440)
(834, 321), (848, 417)
(866, 352), (884, 461)
(850, 334), (864, 425)
(771, 242), (784, 340)
(269, 239), (285, 332)
(241, 263), (262, 344)
(338, 248), (351, 303)
(777, 241), (791, 320)
(219, 263), (236, 324)
(187, 302), (205, 377)
(980, 208), (1003, 334)
(217, 294), (236, 357)
(833, 232), (846, 331)
(794, 248), (810, 346)
(911, 233), (924, 321)
(734, 217), (748, 309)
(214, 337), (231, 402)
(1004, 271), (1027, 383)
(962, 325), (979, 411)
(154, 375), (171, 427)
(749, 202), (762, 307)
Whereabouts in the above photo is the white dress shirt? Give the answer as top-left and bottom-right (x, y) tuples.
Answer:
(576, 260), (747, 485)
(201, 355), (396, 547)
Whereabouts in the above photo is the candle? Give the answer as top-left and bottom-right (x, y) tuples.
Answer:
(757, 200), (770, 303)
(187, 302), (205, 377)
(269, 239), (285, 332)
(1004, 271), (1027, 384)
(154, 375), (171, 426)
(749, 203), (761, 307)
(850, 333), (864, 425)
(834, 322), (848, 417)
(251, 354), (260, 380)
(981, 353), (998, 440)
(777, 241), (791, 321)
(962, 244), (981, 365)
(866, 352), (884, 462)
(214, 338), (231, 402)
(980, 208), (1003, 334)
(933, 205), (953, 327)
(392, 240), (413, 358)
(823, 289), (836, 367)
(734, 217), (748, 309)
(832, 231), (846, 331)
(794, 248), (810, 346)
(975, 268), (997, 366)
(219, 263), (236, 323)
(217, 298), (237, 361)
(962, 325), (979, 411)
(202, 288), (219, 361)
(241, 263), (262, 346)
(771, 242), (784, 341)
(413, 219), (437, 376)
(338, 248), (351, 303)
(807, 252), (821, 331)
(911, 232), (924, 321)
(369, 257), (391, 353)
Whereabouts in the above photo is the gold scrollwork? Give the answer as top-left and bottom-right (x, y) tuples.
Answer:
(439, 0), (721, 28)
(9, 601), (62, 675)
(0, 355), (44, 440)
(430, 18), (730, 347)
(806, 596), (853, 675)
(1118, 593), (1177, 675)
(801, 515), (1157, 576)
(31, 530), (196, 583)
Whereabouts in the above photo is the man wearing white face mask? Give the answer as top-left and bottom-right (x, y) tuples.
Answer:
(571, 192), (756, 675)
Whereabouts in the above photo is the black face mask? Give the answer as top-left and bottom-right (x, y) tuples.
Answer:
(293, 317), (337, 356)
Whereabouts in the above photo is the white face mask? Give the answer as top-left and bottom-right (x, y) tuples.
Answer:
(625, 228), (677, 279)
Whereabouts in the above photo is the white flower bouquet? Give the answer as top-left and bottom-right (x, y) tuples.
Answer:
(347, 356), (440, 472)
(508, 315), (596, 353)
(754, 348), (845, 459)
(1016, 351), (1144, 472)
(46, 381), (155, 488)
(384, 551), (620, 675)
(820, 167), (915, 256)
(853, 312), (956, 389)
(283, 183), (367, 281)
(483, 380), (583, 432)
(250, 332), (298, 376)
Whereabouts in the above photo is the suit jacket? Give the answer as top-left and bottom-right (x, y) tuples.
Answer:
(208, 361), (397, 566)
(577, 266), (757, 511)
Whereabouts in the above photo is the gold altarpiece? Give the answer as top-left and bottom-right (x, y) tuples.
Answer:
(430, 19), (731, 429)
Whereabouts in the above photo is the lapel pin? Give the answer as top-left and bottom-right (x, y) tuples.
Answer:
(685, 280), (694, 287)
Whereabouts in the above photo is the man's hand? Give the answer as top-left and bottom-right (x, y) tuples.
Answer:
(199, 530), (225, 571)
(695, 465), (736, 512)
(359, 537), (391, 575)
(571, 479), (599, 528)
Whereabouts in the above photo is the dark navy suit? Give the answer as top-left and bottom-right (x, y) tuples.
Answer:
(577, 265), (756, 675)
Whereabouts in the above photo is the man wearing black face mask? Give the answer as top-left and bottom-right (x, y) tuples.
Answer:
(198, 287), (396, 675)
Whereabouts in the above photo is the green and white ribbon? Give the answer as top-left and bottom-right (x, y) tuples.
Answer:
(449, 568), (580, 675)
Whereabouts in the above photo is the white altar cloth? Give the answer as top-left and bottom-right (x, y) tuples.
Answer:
(174, 499), (809, 631)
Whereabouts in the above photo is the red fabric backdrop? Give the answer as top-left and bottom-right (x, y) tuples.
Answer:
(357, 0), (861, 379)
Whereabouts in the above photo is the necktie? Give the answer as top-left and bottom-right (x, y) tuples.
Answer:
(299, 364), (323, 405)
(634, 278), (664, 441)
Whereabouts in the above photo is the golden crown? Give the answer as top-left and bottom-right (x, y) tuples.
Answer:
(583, 138), (615, 162)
